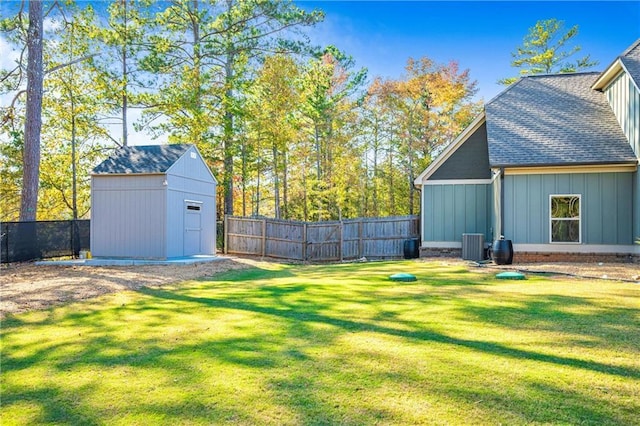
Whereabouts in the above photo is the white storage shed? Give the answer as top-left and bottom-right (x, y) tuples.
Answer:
(90, 144), (217, 259)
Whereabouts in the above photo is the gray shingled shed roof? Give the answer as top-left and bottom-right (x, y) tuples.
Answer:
(92, 144), (193, 174)
(486, 72), (637, 167)
(620, 39), (640, 87)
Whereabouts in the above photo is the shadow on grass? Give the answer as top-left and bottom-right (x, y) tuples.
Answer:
(0, 383), (102, 425)
(2, 261), (638, 425)
(135, 287), (640, 379)
(460, 293), (640, 347)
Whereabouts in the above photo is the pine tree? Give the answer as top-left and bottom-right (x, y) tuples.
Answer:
(499, 18), (598, 85)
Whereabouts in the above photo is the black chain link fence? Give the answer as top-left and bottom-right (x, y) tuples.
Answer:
(1, 220), (90, 264)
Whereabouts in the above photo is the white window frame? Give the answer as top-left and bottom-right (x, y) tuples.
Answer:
(549, 194), (581, 244)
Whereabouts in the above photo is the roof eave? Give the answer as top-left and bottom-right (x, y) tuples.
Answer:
(91, 172), (167, 176)
(490, 161), (638, 173)
(592, 59), (623, 91)
(492, 159), (638, 167)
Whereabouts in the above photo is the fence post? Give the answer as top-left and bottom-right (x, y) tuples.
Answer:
(358, 219), (363, 259)
(339, 221), (343, 262)
(71, 220), (81, 258)
(302, 223), (307, 261)
(0, 222), (6, 264)
(261, 219), (267, 258)
(224, 215), (228, 254)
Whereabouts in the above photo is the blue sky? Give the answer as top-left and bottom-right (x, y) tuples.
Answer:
(1, 1), (638, 145)
(299, 1), (640, 101)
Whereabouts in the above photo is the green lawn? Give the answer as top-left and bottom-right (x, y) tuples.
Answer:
(1, 260), (639, 425)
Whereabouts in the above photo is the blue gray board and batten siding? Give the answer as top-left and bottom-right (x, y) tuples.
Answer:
(416, 40), (640, 256)
(421, 122), (492, 245)
(603, 69), (640, 246)
(91, 144), (216, 259)
(421, 184), (491, 244)
(503, 173), (634, 245)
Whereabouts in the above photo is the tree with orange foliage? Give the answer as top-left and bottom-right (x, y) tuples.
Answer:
(361, 56), (481, 216)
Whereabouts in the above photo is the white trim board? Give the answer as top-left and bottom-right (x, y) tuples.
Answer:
(421, 242), (462, 249)
(503, 163), (637, 175)
(421, 179), (492, 186)
(592, 58), (640, 94)
(514, 244), (640, 255)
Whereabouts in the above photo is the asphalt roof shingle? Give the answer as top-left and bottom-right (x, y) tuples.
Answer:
(92, 144), (193, 174)
(485, 72), (637, 167)
(620, 39), (640, 87)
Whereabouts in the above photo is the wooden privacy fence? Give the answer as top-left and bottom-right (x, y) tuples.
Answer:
(224, 215), (420, 262)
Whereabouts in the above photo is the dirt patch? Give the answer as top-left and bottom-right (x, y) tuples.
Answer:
(0, 256), (263, 317)
(1, 256), (638, 318)
(428, 258), (640, 282)
(487, 261), (640, 282)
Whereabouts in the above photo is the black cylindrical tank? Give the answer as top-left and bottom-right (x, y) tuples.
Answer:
(403, 238), (420, 259)
(492, 238), (513, 265)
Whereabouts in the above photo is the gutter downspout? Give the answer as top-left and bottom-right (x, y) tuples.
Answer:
(500, 167), (505, 238)
(414, 182), (423, 248)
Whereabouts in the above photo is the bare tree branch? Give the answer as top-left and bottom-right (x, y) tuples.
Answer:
(45, 53), (100, 75)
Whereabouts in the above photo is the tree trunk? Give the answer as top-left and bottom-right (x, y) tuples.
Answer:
(20, 0), (44, 221)
(372, 117), (379, 216)
(121, 0), (128, 146)
(282, 150), (288, 219)
(241, 138), (247, 217)
(272, 143), (280, 219)
(71, 103), (78, 220)
(254, 132), (262, 216)
(389, 143), (395, 216)
(408, 134), (414, 215)
(314, 121), (321, 181)
(302, 159), (308, 221)
(223, 49), (235, 216)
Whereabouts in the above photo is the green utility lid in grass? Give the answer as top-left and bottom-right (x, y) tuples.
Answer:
(496, 271), (526, 280)
(389, 273), (417, 282)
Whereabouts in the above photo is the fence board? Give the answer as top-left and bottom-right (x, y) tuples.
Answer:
(225, 215), (419, 262)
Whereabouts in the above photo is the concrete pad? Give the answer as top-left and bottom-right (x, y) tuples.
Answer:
(36, 255), (222, 267)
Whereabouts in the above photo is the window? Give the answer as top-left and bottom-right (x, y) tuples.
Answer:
(550, 195), (581, 243)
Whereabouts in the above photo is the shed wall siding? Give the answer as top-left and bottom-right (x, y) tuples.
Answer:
(168, 146), (217, 183)
(429, 123), (491, 180)
(503, 173), (634, 245)
(166, 188), (216, 258)
(605, 71), (640, 157)
(422, 183), (490, 243)
(166, 157), (217, 257)
(91, 175), (167, 258)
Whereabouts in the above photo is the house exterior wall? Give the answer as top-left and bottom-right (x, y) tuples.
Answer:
(635, 170), (640, 244)
(91, 175), (167, 258)
(605, 71), (640, 157)
(605, 71), (640, 245)
(503, 172), (634, 247)
(421, 183), (491, 245)
(429, 123), (491, 180)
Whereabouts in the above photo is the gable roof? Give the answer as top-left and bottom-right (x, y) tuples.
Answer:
(620, 39), (640, 87)
(414, 113), (487, 184)
(592, 38), (640, 91)
(92, 144), (193, 175)
(486, 72), (637, 167)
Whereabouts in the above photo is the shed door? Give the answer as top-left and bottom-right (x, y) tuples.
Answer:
(184, 201), (203, 256)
